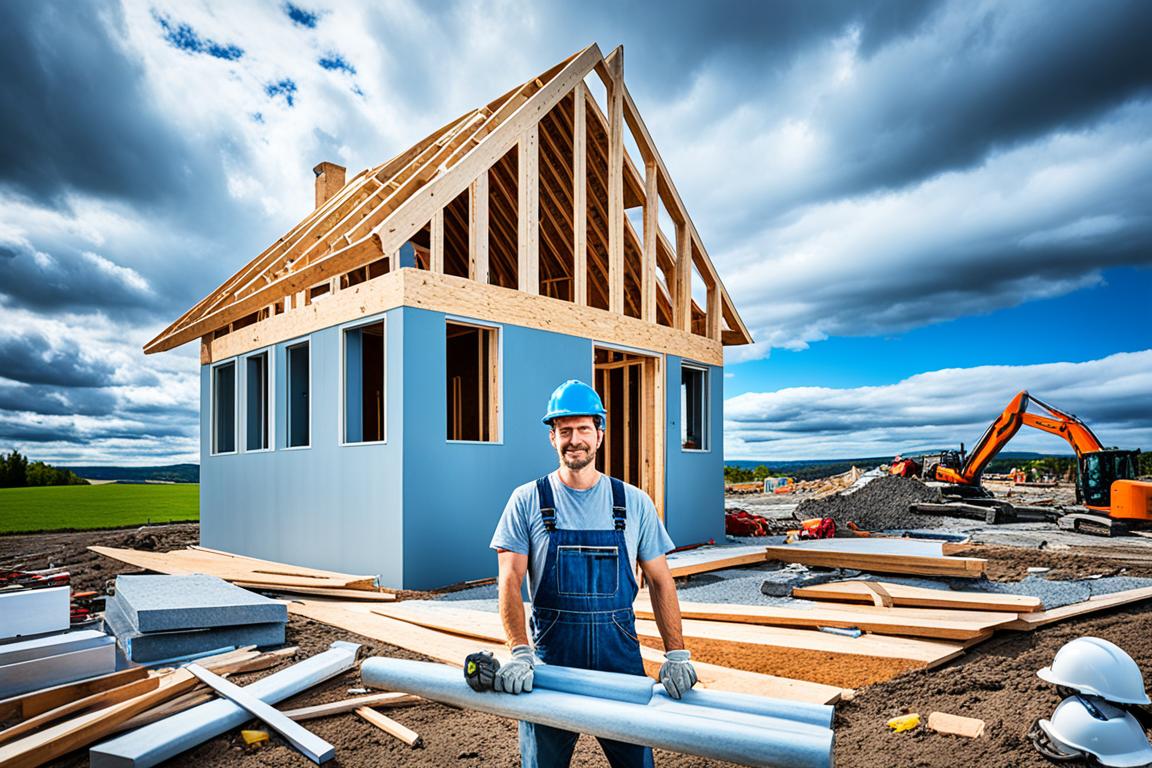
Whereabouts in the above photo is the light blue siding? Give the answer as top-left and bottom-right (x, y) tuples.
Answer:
(663, 356), (725, 547)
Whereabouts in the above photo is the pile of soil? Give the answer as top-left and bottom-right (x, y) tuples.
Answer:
(795, 475), (944, 531)
(955, 542), (1152, 581)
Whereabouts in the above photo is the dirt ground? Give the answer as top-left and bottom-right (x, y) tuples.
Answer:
(3, 523), (1151, 768)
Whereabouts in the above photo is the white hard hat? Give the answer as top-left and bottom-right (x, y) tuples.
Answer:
(1037, 637), (1150, 705)
(1035, 696), (1152, 768)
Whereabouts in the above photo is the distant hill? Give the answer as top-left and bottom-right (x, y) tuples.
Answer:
(63, 464), (199, 484)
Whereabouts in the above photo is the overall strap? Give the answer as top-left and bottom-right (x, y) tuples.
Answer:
(536, 476), (557, 532)
(609, 477), (627, 531)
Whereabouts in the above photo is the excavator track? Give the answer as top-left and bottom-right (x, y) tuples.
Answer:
(1057, 512), (1125, 538)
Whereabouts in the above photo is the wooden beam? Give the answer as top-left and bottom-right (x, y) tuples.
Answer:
(518, 126), (539, 294)
(0, 667), (150, 722)
(674, 221), (692, 332)
(763, 546), (986, 579)
(607, 48), (625, 315)
(1001, 585), (1152, 631)
(573, 82), (588, 306)
(642, 161), (658, 323)
(429, 208), (444, 273)
(706, 283), (721, 340)
(0, 676), (159, 746)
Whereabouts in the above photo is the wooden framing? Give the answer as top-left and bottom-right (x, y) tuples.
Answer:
(144, 43), (751, 358)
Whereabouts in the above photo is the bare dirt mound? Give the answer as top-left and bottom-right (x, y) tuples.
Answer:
(795, 475), (944, 531)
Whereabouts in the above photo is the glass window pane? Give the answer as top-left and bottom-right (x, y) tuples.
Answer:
(681, 366), (708, 450)
(287, 343), (309, 448)
(212, 362), (236, 454)
(246, 353), (269, 450)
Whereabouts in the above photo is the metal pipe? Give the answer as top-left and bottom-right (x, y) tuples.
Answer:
(362, 658), (833, 768)
(90, 642), (361, 768)
(532, 665), (834, 729)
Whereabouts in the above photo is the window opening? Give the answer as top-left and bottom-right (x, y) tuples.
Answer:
(245, 352), (269, 451)
(286, 342), (310, 448)
(681, 365), (708, 450)
(212, 361), (236, 454)
(446, 322), (499, 442)
(344, 321), (386, 443)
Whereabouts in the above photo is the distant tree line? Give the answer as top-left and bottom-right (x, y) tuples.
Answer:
(0, 451), (88, 488)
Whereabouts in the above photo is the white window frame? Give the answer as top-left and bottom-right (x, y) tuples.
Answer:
(444, 316), (503, 445)
(339, 315), (388, 447)
(284, 338), (312, 451)
(210, 358), (238, 456)
(241, 348), (275, 453)
(680, 362), (710, 453)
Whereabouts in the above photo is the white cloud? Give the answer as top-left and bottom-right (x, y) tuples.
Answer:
(724, 350), (1152, 460)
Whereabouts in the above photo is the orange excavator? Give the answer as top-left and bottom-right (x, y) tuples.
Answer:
(925, 391), (1151, 535)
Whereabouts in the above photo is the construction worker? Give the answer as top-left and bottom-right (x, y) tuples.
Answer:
(490, 379), (696, 768)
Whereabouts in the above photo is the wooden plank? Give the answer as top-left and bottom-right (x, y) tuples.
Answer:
(666, 545), (768, 577)
(88, 546), (379, 591)
(763, 546), (985, 579)
(0, 669), (200, 768)
(928, 711), (985, 738)
(366, 601), (847, 703)
(281, 692), (419, 721)
(0, 667), (150, 722)
(793, 581), (1043, 613)
(429, 208), (444, 273)
(233, 583), (395, 601)
(572, 81), (587, 306)
(642, 161), (658, 323)
(469, 172), (489, 284)
(634, 598), (1019, 640)
(0, 676), (159, 746)
(517, 125), (539, 294)
(357, 707), (423, 747)
(1001, 586), (1152, 631)
(673, 222), (692, 332)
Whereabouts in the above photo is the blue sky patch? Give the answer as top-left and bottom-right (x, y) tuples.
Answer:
(318, 54), (356, 75)
(265, 79), (298, 107)
(153, 13), (243, 61)
(284, 2), (318, 28)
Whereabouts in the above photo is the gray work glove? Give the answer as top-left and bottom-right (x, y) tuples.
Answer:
(659, 649), (697, 699)
(494, 645), (536, 694)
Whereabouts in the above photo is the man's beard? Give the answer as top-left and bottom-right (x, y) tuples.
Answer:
(561, 443), (596, 470)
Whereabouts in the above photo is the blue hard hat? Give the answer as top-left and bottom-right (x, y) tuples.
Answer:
(542, 380), (607, 427)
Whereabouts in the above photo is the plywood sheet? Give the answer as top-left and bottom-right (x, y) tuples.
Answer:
(1000, 586), (1152, 631)
(634, 598), (1019, 640)
(792, 581), (1043, 613)
(666, 546), (768, 577)
(763, 546), (985, 578)
(89, 546), (379, 592)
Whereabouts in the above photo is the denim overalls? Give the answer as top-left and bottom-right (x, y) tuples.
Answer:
(518, 475), (655, 768)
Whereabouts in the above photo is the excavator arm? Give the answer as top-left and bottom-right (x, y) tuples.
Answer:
(934, 391), (1105, 486)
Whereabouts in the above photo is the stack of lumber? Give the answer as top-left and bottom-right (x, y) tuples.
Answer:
(105, 575), (288, 663)
(89, 545), (395, 601)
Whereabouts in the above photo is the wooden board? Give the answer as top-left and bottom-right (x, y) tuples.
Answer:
(665, 546), (768, 577)
(0, 667), (150, 721)
(232, 583), (396, 601)
(763, 546), (985, 579)
(365, 601), (847, 703)
(792, 581), (1043, 613)
(88, 546), (379, 591)
(633, 598), (1020, 640)
(0, 676), (159, 746)
(928, 711), (985, 738)
(1000, 586), (1152, 631)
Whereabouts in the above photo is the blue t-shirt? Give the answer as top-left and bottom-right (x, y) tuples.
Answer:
(490, 471), (675, 601)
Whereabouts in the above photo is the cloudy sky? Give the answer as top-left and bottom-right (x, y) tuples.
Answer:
(0, 0), (1149, 465)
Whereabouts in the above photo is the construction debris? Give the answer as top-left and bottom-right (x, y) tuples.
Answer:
(794, 475), (943, 531)
(927, 711), (985, 738)
(357, 707), (424, 748)
(0, 586), (70, 639)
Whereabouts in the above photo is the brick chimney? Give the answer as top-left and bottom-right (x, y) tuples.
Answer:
(313, 162), (346, 209)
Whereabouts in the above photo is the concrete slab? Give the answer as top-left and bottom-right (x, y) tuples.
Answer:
(112, 574), (287, 632)
(103, 599), (284, 664)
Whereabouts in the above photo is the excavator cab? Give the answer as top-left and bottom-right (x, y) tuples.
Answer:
(1077, 449), (1140, 508)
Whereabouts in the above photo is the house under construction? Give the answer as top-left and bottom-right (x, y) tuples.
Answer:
(145, 44), (753, 589)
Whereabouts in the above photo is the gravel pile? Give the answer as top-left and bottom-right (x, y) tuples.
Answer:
(794, 475), (945, 531)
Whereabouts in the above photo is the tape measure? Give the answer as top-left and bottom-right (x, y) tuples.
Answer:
(464, 651), (501, 692)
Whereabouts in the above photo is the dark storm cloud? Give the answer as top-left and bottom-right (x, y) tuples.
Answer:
(0, 1), (224, 209)
(0, 382), (118, 417)
(0, 422), (87, 444)
(0, 240), (157, 314)
(0, 331), (116, 388)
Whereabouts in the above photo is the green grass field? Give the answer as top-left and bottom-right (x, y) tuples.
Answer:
(0, 483), (199, 534)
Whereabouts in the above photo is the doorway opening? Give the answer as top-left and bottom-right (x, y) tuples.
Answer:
(593, 347), (663, 517)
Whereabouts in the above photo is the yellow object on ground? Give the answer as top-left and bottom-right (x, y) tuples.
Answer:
(886, 713), (921, 733)
(241, 730), (269, 747)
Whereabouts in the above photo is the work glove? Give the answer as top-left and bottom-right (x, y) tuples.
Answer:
(494, 644), (536, 694)
(659, 649), (697, 699)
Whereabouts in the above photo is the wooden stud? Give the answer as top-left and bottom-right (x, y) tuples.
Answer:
(280, 693), (419, 721)
(573, 82), (588, 306)
(706, 284), (721, 341)
(674, 222), (692, 332)
(518, 126), (539, 294)
(642, 161), (658, 323)
(469, 172), (490, 284)
(607, 49), (625, 315)
(356, 707), (423, 748)
(430, 209), (444, 273)
(488, 328), (500, 441)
